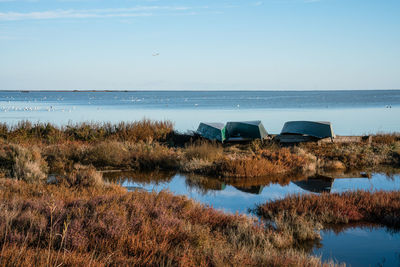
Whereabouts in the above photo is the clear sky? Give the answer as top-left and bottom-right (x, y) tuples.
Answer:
(0, 0), (399, 90)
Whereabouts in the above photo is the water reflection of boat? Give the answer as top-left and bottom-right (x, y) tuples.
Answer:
(293, 172), (371, 193)
(293, 175), (334, 193)
(234, 185), (264, 195)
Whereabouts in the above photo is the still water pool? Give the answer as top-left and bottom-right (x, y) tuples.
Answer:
(104, 172), (400, 214)
(316, 226), (400, 267)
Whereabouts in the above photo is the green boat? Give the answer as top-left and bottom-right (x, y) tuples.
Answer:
(278, 121), (335, 143)
(281, 121), (335, 138)
(196, 122), (227, 142)
(225, 120), (268, 141)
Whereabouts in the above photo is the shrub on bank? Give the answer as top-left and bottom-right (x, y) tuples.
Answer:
(5, 144), (48, 183)
(59, 164), (104, 188)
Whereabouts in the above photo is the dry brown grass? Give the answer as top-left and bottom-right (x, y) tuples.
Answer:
(300, 141), (400, 170)
(58, 164), (104, 188)
(372, 133), (400, 144)
(204, 146), (315, 178)
(215, 156), (282, 178)
(184, 141), (223, 162)
(0, 119), (174, 144)
(0, 178), (327, 267)
(1, 121), (399, 180)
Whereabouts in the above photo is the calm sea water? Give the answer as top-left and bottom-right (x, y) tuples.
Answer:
(1, 90), (400, 134)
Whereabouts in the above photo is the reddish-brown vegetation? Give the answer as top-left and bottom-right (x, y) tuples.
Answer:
(255, 191), (400, 245)
(258, 190), (400, 227)
(0, 178), (325, 266)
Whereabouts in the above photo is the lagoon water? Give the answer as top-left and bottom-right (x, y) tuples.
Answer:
(104, 172), (400, 215)
(1, 90), (400, 134)
(315, 225), (400, 267)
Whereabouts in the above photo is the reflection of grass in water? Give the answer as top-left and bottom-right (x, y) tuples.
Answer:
(296, 222), (397, 255)
(184, 174), (226, 195)
(103, 170), (176, 186)
(302, 222), (400, 258)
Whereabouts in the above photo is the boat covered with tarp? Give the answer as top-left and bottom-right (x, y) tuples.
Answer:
(278, 121), (335, 143)
(196, 122), (227, 142)
(225, 120), (268, 141)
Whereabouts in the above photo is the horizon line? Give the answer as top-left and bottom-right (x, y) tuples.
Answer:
(1, 89), (400, 93)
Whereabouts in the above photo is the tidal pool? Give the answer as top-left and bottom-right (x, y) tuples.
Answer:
(104, 171), (400, 214)
(315, 225), (400, 267)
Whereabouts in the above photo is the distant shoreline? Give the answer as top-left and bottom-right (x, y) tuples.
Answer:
(1, 89), (400, 93)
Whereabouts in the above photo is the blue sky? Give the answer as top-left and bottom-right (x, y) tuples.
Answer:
(0, 0), (399, 90)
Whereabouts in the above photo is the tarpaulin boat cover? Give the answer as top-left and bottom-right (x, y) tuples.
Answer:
(196, 122), (227, 142)
(280, 121), (335, 139)
(225, 121), (268, 140)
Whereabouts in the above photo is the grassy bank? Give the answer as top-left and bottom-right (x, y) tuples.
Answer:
(0, 175), (327, 266)
(0, 120), (399, 181)
(255, 191), (400, 246)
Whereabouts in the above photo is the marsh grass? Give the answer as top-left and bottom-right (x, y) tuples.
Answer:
(372, 133), (400, 144)
(255, 190), (400, 246)
(300, 141), (400, 170)
(0, 119), (174, 144)
(59, 164), (104, 188)
(0, 178), (327, 267)
(184, 141), (223, 162)
(1, 121), (399, 180)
